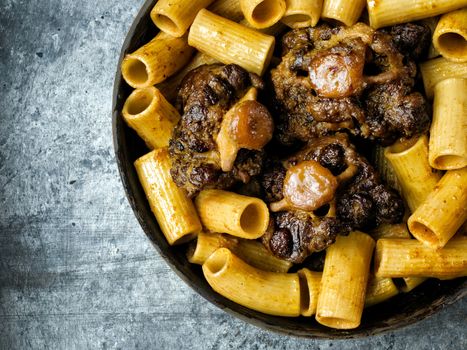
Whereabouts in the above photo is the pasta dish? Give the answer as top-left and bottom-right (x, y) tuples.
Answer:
(120, 0), (467, 330)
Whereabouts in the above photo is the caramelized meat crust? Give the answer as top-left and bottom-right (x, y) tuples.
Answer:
(270, 23), (430, 146)
(381, 22), (431, 61)
(261, 133), (404, 263)
(169, 64), (264, 197)
(264, 211), (343, 262)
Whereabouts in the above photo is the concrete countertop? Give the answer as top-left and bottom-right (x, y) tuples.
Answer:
(0, 1), (465, 349)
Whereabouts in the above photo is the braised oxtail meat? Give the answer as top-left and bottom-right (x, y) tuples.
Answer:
(382, 22), (431, 61)
(261, 133), (404, 263)
(270, 23), (430, 145)
(169, 64), (272, 197)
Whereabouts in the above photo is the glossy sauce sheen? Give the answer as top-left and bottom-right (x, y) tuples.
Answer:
(231, 100), (274, 150)
(283, 160), (338, 211)
(308, 47), (365, 98)
(115, 3), (467, 336)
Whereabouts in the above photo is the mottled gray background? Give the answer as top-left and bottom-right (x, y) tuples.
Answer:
(0, 1), (465, 349)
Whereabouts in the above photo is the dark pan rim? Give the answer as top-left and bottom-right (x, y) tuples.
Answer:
(112, 0), (467, 339)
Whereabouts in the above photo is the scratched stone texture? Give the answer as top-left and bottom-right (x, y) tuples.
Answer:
(0, 1), (465, 349)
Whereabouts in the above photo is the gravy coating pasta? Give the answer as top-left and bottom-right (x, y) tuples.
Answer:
(121, 0), (467, 330)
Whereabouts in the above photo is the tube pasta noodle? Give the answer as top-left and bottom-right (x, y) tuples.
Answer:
(316, 231), (375, 329)
(420, 57), (467, 98)
(203, 248), (301, 316)
(399, 277), (427, 293)
(433, 8), (467, 62)
(234, 239), (293, 272)
(188, 9), (275, 75)
(375, 238), (467, 279)
(321, 0), (365, 26)
(122, 87), (180, 149)
(134, 149), (202, 245)
(121, 32), (194, 89)
(187, 232), (238, 265)
(156, 52), (219, 102)
(385, 135), (442, 213)
(187, 232), (292, 272)
(429, 78), (467, 170)
(371, 223), (411, 240)
(281, 0), (323, 28)
(239, 18), (287, 36)
(195, 189), (270, 239)
(408, 168), (467, 249)
(240, 0), (286, 29)
(151, 0), (215, 37)
(373, 145), (402, 194)
(297, 269), (321, 317)
(420, 17), (441, 59)
(367, 0), (467, 29)
(373, 148), (420, 291)
(208, 0), (244, 21)
(457, 222), (467, 237)
(368, 224), (429, 292)
(365, 276), (399, 307)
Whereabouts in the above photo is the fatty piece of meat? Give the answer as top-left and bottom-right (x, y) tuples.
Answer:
(261, 133), (404, 263)
(270, 23), (430, 146)
(264, 211), (343, 262)
(169, 64), (264, 197)
(382, 22), (431, 61)
(363, 78), (431, 144)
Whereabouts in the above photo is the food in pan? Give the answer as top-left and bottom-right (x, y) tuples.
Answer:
(168, 63), (269, 197)
(121, 0), (467, 330)
(270, 22), (431, 146)
(261, 133), (404, 263)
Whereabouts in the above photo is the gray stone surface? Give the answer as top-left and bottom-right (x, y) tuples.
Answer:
(0, 1), (465, 349)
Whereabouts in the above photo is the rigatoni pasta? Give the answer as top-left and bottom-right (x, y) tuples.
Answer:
(203, 248), (301, 316)
(421, 17), (441, 59)
(187, 231), (238, 265)
(408, 168), (467, 249)
(385, 136), (442, 213)
(121, 32), (194, 88)
(208, 0), (244, 21)
(433, 8), (467, 62)
(297, 268), (321, 317)
(316, 231), (375, 329)
(187, 232), (292, 272)
(371, 223), (411, 240)
(321, 0), (365, 26)
(364, 276), (399, 308)
(151, 0), (215, 37)
(122, 87), (180, 149)
(399, 277), (427, 293)
(429, 78), (467, 170)
(188, 9), (275, 75)
(195, 189), (269, 239)
(240, 0), (286, 29)
(234, 239), (293, 272)
(367, 0), (467, 29)
(239, 18), (287, 36)
(134, 149), (202, 245)
(368, 219), (428, 293)
(375, 238), (467, 279)
(420, 57), (467, 98)
(281, 0), (322, 28)
(372, 145), (402, 193)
